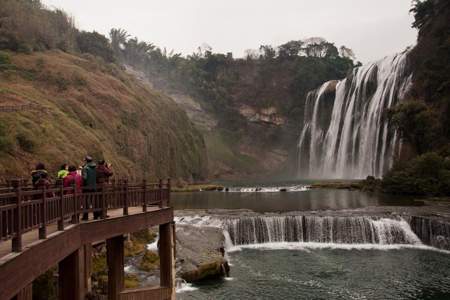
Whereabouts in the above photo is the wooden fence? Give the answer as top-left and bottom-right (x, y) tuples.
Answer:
(0, 179), (171, 253)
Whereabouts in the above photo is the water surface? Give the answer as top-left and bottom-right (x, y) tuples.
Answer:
(172, 181), (417, 212)
(179, 248), (450, 300)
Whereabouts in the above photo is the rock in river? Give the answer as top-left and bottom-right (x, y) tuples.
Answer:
(176, 224), (230, 282)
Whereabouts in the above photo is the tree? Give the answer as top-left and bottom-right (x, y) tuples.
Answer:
(339, 46), (356, 60)
(76, 31), (115, 62)
(259, 45), (276, 60)
(410, 0), (435, 29)
(389, 100), (441, 154)
(109, 28), (129, 55)
(278, 40), (304, 59)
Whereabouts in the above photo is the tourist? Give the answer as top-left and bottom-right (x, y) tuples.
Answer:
(96, 160), (113, 219)
(82, 156), (97, 191)
(31, 163), (48, 187)
(34, 172), (54, 197)
(82, 156), (97, 220)
(96, 160), (113, 185)
(63, 165), (82, 192)
(57, 164), (69, 179)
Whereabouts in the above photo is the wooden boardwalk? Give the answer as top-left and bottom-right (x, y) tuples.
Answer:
(0, 180), (175, 300)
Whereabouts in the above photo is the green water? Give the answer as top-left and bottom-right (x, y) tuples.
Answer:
(179, 248), (450, 300)
(172, 181), (417, 212)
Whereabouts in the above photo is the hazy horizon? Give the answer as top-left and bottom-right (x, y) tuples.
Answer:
(42, 0), (417, 63)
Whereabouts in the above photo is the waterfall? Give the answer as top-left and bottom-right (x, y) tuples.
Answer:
(297, 51), (412, 179)
(224, 215), (421, 246)
(409, 216), (450, 250)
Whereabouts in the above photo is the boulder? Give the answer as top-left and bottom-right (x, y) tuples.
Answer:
(176, 225), (230, 282)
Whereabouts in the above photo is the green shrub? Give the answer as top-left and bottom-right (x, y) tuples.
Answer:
(382, 152), (450, 196)
(139, 250), (159, 272)
(76, 31), (115, 63)
(0, 123), (12, 153)
(0, 51), (15, 71)
(32, 269), (57, 300)
(16, 133), (36, 153)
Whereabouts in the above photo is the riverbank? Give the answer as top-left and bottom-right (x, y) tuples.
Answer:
(172, 184), (224, 193)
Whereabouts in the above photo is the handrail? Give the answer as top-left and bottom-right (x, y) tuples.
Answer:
(0, 178), (171, 253)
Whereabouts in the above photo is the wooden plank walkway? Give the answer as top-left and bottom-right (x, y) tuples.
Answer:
(0, 206), (161, 260)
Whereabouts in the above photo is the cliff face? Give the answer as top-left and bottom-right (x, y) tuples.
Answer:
(0, 50), (207, 181)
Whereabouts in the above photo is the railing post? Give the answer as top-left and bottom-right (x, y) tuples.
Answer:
(72, 183), (79, 224)
(39, 186), (47, 239)
(142, 179), (147, 212)
(12, 181), (22, 252)
(158, 179), (163, 208)
(123, 179), (129, 216)
(101, 184), (107, 219)
(167, 178), (171, 207)
(112, 179), (116, 208)
(58, 184), (64, 231)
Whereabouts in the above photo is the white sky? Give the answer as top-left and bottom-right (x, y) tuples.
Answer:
(42, 0), (417, 63)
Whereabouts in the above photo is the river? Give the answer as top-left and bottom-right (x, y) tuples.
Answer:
(172, 182), (450, 299)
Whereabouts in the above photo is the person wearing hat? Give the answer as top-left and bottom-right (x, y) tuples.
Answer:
(81, 156), (97, 220)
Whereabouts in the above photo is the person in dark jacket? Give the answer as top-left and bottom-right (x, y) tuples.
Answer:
(82, 156), (97, 190)
(96, 160), (113, 185)
(81, 156), (97, 220)
(31, 163), (48, 187)
(34, 172), (54, 197)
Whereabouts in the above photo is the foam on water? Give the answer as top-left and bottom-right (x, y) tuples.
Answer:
(176, 279), (199, 293)
(146, 236), (159, 251)
(225, 241), (444, 253)
(225, 185), (309, 193)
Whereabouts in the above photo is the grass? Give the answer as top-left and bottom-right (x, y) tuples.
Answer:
(0, 51), (207, 181)
(172, 183), (224, 192)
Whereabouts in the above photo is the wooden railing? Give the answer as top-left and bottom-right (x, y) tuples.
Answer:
(0, 179), (171, 253)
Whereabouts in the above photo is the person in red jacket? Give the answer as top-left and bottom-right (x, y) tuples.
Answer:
(96, 160), (113, 185)
(63, 165), (83, 193)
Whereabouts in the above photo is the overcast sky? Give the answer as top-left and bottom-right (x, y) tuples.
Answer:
(42, 0), (417, 63)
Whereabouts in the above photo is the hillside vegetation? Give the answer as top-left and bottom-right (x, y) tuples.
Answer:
(0, 1), (207, 181)
(383, 0), (450, 196)
(0, 50), (206, 181)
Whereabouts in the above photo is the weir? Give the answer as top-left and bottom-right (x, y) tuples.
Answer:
(224, 215), (421, 246)
(175, 214), (450, 249)
(297, 51), (412, 179)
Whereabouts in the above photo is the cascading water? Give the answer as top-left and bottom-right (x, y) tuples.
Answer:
(297, 51), (412, 179)
(223, 215), (421, 246)
(175, 215), (424, 248)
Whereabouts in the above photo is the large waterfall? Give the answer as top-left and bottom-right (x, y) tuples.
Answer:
(297, 52), (412, 179)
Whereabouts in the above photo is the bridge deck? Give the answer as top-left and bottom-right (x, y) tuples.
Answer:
(0, 180), (174, 300)
(0, 206), (161, 260)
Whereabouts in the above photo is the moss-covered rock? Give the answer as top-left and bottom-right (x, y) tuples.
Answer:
(138, 250), (160, 272)
(125, 229), (157, 257)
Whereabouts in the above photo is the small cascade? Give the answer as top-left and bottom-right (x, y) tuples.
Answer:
(297, 51), (412, 179)
(409, 216), (450, 250)
(223, 215), (421, 246)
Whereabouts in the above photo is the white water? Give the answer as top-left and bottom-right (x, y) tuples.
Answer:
(297, 52), (412, 179)
(224, 185), (309, 193)
(175, 214), (438, 254)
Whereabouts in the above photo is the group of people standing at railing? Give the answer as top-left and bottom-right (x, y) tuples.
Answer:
(30, 156), (113, 219)
(31, 155), (113, 191)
